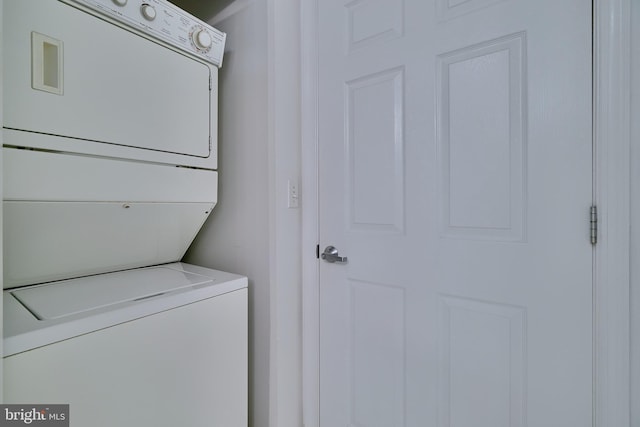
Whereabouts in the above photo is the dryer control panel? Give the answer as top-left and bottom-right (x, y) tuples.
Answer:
(61, 0), (226, 67)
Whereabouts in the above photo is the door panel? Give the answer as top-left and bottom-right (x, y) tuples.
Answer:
(438, 33), (525, 241)
(318, 0), (592, 426)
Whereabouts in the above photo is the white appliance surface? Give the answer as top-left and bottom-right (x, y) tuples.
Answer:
(4, 262), (248, 427)
(2, 0), (225, 287)
(3, 263), (247, 357)
(63, 0), (227, 67)
(3, 0), (220, 169)
(2, 2), (244, 425)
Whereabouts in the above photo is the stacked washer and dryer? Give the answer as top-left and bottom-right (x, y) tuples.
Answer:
(2, 1), (247, 426)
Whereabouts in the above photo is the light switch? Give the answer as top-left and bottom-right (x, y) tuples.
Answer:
(287, 179), (299, 209)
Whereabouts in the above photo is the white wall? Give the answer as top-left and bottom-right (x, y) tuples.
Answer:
(181, 1), (303, 426)
(181, 1), (270, 426)
(0, 0), (4, 401)
(631, 0), (640, 422)
(178, 0), (302, 427)
(265, 2), (302, 427)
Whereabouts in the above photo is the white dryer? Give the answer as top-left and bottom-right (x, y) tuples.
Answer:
(2, 1), (246, 426)
(4, 0), (227, 287)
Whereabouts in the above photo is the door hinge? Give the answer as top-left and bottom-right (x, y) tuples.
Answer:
(316, 244), (320, 259)
(590, 205), (598, 245)
(209, 75), (212, 90)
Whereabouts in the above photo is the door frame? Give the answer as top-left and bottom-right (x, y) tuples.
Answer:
(592, 1), (632, 425)
(300, 0), (632, 426)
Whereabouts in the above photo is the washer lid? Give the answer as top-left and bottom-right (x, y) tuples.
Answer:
(10, 267), (213, 320)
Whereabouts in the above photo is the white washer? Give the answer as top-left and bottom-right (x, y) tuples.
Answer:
(4, 263), (248, 427)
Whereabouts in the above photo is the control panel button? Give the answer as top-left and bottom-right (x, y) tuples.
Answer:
(112, 0), (127, 5)
(192, 29), (212, 51)
(141, 4), (156, 21)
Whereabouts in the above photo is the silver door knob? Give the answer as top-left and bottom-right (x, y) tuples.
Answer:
(321, 246), (348, 263)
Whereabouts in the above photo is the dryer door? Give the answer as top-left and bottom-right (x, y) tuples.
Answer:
(2, 0), (215, 168)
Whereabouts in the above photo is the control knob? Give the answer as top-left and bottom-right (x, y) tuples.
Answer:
(141, 4), (156, 21)
(192, 28), (213, 51)
(112, 0), (127, 5)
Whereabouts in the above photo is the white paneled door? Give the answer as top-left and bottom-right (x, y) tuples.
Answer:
(318, 1), (593, 426)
